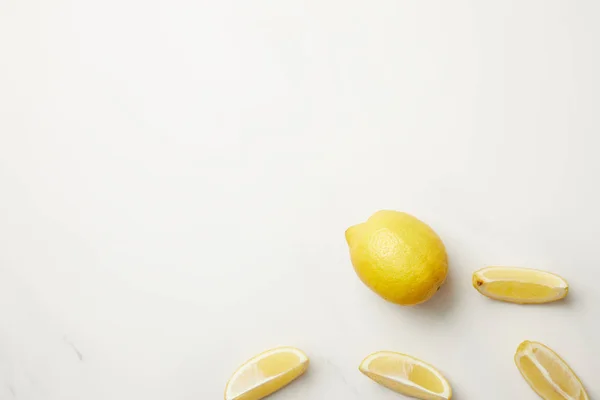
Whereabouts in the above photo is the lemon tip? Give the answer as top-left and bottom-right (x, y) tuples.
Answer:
(472, 273), (484, 289)
(515, 340), (531, 355)
(345, 224), (362, 245)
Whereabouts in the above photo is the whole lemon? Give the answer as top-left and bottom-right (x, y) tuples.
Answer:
(345, 210), (448, 305)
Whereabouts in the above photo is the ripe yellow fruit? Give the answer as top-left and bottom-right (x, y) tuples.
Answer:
(515, 341), (588, 400)
(224, 347), (309, 400)
(472, 267), (568, 304)
(359, 351), (452, 400)
(345, 210), (448, 305)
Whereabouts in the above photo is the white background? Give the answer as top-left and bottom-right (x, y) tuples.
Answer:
(1, 1), (599, 399)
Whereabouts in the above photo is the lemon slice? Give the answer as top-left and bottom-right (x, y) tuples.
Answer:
(472, 267), (568, 304)
(359, 351), (452, 400)
(224, 347), (309, 400)
(515, 341), (589, 400)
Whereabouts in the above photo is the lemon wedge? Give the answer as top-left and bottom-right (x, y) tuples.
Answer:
(359, 351), (452, 400)
(515, 341), (589, 400)
(224, 347), (309, 400)
(472, 267), (568, 304)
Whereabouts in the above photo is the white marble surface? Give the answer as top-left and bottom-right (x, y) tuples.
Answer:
(1, 1), (600, 399)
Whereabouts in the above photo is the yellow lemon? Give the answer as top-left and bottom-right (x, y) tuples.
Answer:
(515, 341), (589, 400)
(473, 267), (568, 304)
(224, 347), (309, 400)
(359, 351), (452, 400)
(345, 210), (448, 305)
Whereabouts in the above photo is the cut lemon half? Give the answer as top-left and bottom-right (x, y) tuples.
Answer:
(472, 267), (568, 304)
(515, 341), (588, 400)
(224, 347), (308, 400)
(359, 351), (452, 400)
